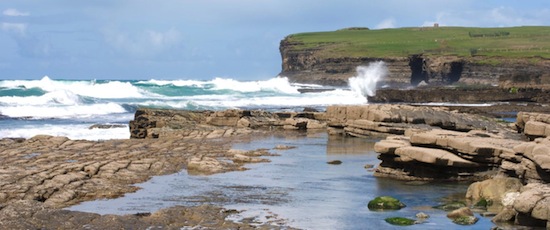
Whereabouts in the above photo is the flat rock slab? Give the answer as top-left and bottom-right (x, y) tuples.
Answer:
(395, 146), (480, 167)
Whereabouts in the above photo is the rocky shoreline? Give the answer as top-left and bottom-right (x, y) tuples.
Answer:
(1, 105), (550, 228)
(0, 127), (293, 228)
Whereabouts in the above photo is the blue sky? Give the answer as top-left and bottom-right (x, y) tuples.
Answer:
(1, 1), (549, 80)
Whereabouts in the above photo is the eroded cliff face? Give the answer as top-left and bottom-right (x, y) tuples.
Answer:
(279, 37), (550, 88)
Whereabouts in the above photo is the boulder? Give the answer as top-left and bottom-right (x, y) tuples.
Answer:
(465, 177), (523, 205)
(516, 112), (550, 139)
(447, 207), (478, 225)
(513, 183), (550, 214)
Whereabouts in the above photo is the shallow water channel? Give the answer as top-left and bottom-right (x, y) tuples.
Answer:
(69, 132), (495, 229)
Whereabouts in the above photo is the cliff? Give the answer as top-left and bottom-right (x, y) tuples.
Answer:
(279, 26), (550, 88)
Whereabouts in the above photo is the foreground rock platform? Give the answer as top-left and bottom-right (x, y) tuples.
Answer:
(0, 132), (286, 229)
(0, 135), (276, 208)
(2, 105), (550, 229)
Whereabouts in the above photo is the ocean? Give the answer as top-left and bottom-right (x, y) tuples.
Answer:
(0, 73), (377, 141)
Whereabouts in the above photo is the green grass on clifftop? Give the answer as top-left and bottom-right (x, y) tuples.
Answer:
(285, 26), (550, 59)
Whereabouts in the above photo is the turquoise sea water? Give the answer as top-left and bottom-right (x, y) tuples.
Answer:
(0, 76), (364, 140)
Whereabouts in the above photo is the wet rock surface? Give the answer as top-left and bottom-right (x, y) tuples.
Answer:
(0, 133), (284, 229)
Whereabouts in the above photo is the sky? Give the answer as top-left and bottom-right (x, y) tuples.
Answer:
(0, 0), (549, 80)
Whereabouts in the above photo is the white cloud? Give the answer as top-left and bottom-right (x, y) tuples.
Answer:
(488, 6), (539, 26)
(375, 18), (396, 29)
(103, 28), (183, 58)
(1, 22), (27, 36)
(420, 6), (547, 28)
(2, 8), (30, 17)
(146, 28), (181, 48)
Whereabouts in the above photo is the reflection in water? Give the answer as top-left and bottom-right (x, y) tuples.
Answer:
(326, 135), (379, 155)
(68, 132), (494, 230)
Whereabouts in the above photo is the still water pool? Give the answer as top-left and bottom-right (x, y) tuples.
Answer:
(69, 132), (495, 229)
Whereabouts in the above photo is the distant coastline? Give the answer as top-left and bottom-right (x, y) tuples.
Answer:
(279, 26), (550, 88)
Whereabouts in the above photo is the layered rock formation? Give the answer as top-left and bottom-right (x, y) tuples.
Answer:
(516, 112), (550, 139)
(280, 36), (550, 88)
(129, 108), (327, 139)
(374, 129), (522, 181)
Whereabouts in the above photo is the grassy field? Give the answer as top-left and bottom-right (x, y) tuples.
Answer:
(285, 26), (550, 59)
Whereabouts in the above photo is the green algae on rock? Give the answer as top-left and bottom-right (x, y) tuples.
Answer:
(385, 217), (416, 226)
(368, 196), (406, 211)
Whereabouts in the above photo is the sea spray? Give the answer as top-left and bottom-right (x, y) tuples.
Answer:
(348, 61), (388, 97)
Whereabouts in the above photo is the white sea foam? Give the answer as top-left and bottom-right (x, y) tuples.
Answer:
(411, 102), (494, 107)
(137, 77), (300, 94)
(137, 79), (207, 87)
(210, 77), (299, 94)
(0, 90), (82, 106)
(348, 61), (388, 97)
(0, 102), (127, 119)
(0, 76), (148, 99)
(0, 124), (130, 140)
(136, 89), (366, 110)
